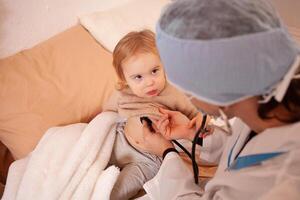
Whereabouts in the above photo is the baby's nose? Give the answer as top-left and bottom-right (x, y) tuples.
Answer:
(146, 78), (155, 86)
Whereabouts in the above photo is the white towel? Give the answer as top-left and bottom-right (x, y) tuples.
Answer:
(2, 112), (120, 200)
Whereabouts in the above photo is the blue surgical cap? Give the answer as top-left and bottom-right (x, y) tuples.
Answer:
(156, 23), (299, 106)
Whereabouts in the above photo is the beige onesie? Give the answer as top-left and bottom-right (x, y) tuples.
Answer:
(104, 82), (198, 200)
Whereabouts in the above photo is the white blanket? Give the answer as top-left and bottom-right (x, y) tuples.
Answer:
(2, 112), (120, 200)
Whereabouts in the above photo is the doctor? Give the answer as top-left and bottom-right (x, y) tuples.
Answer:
(138, 0), (300, 199)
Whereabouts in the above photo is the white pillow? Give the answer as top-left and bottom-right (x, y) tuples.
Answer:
(79, 0), (171, 52)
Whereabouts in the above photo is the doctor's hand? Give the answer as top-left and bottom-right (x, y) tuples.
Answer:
(150, 108), (195, 141)
(141, 120), (174, 157)
(188, 112), (214, 138)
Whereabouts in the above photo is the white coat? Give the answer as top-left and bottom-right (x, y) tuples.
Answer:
(138, 118), (300, 200)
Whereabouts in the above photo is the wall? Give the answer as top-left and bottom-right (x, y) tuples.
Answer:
(271, 0), (300, 28)
(0, 0), (299, 59)
(271, 0), (300, 44)
(0, 0), (131, 58)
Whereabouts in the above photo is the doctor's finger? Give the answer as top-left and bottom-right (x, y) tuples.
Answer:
(149, 115), (167, 125)
(188, 117), (197, 129)
(158, 119), (170, 135)
(159, 108), (179, 117)
(156, 117), (169, 130)
(150, 115), (167, 128)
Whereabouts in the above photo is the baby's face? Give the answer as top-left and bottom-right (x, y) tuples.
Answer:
(122, 52), (166, 98)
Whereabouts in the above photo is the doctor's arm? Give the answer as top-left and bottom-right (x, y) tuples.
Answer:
(258, 149), (300, 200)
(140, 122), (203, 199)
(140, 112), (232, 199)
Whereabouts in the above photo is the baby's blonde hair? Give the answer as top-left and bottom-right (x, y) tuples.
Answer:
(113, 29), (159, 90)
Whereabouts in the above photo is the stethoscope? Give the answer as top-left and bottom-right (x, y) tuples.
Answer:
(141, 114), (208, 184)
(172, 114), (208, 184)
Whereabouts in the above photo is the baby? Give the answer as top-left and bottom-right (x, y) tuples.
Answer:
(104, 30), (199, 200)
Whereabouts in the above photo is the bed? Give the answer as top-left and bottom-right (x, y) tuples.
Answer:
(1, 0), (299, 198)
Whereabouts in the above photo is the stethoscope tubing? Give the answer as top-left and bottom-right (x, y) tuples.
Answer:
(173, 114), (207, 184)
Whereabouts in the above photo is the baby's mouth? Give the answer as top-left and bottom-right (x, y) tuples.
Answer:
(146, 89), (158, 96)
